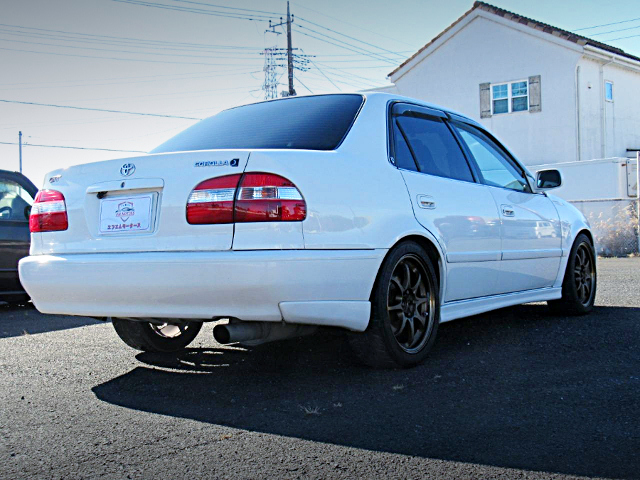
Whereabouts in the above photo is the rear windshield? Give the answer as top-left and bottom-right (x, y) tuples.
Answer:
(151, 94), (364, 153)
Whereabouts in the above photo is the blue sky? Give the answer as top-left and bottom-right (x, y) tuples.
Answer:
(1, 0), (639, 183)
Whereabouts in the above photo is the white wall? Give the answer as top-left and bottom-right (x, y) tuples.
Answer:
(390, 14), (583, 166)
(577, 56), (640, 160)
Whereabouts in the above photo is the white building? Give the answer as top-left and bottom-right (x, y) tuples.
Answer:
(384, 1), (640, 167)
(380, 1), (640, 254)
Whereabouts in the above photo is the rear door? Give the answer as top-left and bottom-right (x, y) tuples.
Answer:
(452, 122), (562, 293)
(0, 172), (36, 293)
(390, 103), (502, 302)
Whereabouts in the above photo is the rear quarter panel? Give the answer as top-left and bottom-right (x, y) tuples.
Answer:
(243, 95), (421, 250)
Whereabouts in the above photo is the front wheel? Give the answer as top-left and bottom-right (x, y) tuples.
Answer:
(548, 233), (597, 315)
(112, 318), (202, 352)
(348, 241), (440, 368)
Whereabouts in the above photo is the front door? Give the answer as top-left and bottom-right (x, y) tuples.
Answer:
(452, 122), (562, 294)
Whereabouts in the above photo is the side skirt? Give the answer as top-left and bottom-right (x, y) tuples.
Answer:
(440, 287), (562, 323)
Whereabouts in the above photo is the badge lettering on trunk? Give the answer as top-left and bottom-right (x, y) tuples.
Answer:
(194, 158), (240, 168)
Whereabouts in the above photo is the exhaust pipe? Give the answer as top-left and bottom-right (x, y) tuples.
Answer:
(213, 321), (317, 346)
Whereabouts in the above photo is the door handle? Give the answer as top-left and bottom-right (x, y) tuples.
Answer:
(501, 205), (515, 217)
(417, 195), (436, 209)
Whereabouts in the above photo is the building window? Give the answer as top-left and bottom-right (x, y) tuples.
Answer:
(491, 81), (529, 114)
(605, 81), (613, 102)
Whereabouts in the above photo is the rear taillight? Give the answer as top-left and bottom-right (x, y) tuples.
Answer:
(235, 173), (306, 222)
(186, 173), (306, 225)
(186, 174), (241, 225)
(29, 190), (68, 232)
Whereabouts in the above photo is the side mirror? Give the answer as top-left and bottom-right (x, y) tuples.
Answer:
(24, 205), (32, 220)
(536, 169), (562, 190)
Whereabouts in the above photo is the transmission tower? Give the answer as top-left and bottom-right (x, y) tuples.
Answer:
(262, 47), (279, 100)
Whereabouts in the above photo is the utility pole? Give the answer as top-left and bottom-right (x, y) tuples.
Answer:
(286, 1), (296, 97)
(18, 131), (22, 174)
(265, 2), (296, 97)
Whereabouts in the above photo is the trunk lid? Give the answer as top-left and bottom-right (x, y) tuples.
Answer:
(34, 150), (249, 255)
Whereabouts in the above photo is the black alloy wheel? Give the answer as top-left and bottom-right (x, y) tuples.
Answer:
(348, 241), (440, 368)
(387, 254), (436, 354)
(573, 243), (595, 307)
(548, 233), (596, 315)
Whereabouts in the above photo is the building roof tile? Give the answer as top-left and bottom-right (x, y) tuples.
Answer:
(389, 1), (640, 78)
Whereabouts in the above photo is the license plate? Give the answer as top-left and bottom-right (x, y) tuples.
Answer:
(99, 194), (153, 234)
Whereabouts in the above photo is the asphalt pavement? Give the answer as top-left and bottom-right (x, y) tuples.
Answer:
(1, 257), (639, 479)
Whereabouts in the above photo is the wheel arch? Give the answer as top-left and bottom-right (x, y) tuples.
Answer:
(577, 228), (594, 247)
(373, 233), (446, 303)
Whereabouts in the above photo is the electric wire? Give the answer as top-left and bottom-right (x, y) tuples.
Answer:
(111, 0), (275, 21)
(574, 17), (640, 32)
(0, 99), (202, 120)
(294, 25), (398, 65)
(296, 16), (407, 60)
(0, 141), (146, 153)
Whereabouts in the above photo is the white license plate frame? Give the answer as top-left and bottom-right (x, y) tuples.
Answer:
(98, 193), (155, 235)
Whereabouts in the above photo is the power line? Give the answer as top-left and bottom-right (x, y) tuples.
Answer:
(169, 0), (281, 16)
(296, 16), (407, 60)
(112, 0), (275, 21)
(0, 141), (146, 153)
(293, 73), (313, 94)
(288, 2), (417, 48)
(0, 46), (260, 67)
(293, 28), (396, 66)
(602, 33), (640, 42)
(0, 69), (259, 91)
(0, 36), (265, 61)
(0, 99), (202, 120)
(294, 25), (398, 65)
(587, 24), (640, 37)
(574, 17), (640, 32)
(0, 29), (264, 56)
(0, 22), (263, 50)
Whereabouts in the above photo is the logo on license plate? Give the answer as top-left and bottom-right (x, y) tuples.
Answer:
(116, 201), (135, 222)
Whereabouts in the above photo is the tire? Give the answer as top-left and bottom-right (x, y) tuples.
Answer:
(548, 233), (597, 315)
(112, 318), (202, 353)
(348, 241), (440, 368)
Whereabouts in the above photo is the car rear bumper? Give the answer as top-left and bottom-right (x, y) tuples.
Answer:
(18, 249), (386, 331)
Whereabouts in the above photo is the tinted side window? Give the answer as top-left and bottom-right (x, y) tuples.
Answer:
(391, 118), (418, 171)
(454, 123), (530, 192)
(394, 115), (474, 183)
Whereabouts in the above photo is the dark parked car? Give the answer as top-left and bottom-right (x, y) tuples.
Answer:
(0, 169), (37, 303)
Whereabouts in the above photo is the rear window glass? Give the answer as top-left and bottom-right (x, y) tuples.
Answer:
(151, 94), (364, 153)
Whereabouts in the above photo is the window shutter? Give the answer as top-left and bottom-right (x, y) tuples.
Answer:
(529, 75), (541, 113)
(479, 82), (491, 118)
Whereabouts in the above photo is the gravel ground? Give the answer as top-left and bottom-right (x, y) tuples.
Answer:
(1, 257), (638, 479)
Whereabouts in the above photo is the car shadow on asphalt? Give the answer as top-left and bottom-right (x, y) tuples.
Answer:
(0, 302), (104, 338)
(92, 304), (640, 479)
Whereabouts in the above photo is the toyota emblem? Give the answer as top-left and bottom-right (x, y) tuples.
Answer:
(120, 163), (136, 177)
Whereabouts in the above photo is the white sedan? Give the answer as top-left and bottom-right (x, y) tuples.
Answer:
(19, 93), (596, 368)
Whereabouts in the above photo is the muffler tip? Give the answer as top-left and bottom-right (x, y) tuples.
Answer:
(213, 325), (232, 344)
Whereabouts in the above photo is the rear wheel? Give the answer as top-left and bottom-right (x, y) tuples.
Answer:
(112, 318), (202, 352)
(348, 241), (439, 368)
(548, 233), (596, 315)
